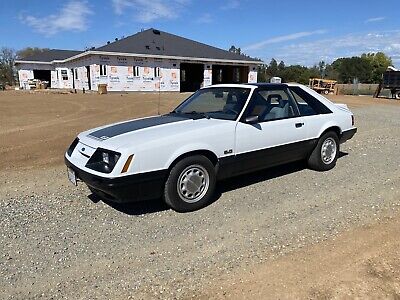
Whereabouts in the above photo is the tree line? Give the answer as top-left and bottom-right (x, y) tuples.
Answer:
(257, 52), (392, 84)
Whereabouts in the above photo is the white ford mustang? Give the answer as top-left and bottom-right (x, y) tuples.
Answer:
(65, 83), (357, 212)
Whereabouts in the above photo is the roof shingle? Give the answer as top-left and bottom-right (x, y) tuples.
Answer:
(16, 29), (259, 64)
(17, 49), (82, 62)
(96, 28), (259, 62)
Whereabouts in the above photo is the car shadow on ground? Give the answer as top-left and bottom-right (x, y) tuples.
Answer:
(93, 151), (348, 215)
(88, 194), (170, 215)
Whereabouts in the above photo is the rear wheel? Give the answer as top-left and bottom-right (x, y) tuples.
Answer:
(308, 131), (339, 171)
(163, 155), (216, 212)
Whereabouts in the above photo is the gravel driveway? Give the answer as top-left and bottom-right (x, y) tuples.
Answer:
(1, 103), (399, 299)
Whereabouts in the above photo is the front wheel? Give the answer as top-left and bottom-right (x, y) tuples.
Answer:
(163, 155), (216, 212)
(308, 131), (339, 171)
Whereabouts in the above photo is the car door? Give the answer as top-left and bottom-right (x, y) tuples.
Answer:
(288, 85), (335, 140)
(233, 86), (311, 175)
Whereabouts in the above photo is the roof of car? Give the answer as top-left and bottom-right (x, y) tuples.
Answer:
(250, 83), (289, 88)
(203, 84), (257, 89)
(204, 83), (292, 89)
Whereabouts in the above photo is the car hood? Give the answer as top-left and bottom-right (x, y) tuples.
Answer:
(78, 114), (233, 151)
(86, 115), (189, 140)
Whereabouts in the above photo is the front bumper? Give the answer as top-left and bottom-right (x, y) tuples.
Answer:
(65, 157), (167, 203)
(340, 128), (357, 144)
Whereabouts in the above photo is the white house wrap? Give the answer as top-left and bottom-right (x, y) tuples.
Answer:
(15, 29), (260, 92)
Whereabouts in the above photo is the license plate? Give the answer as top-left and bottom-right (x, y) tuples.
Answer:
(67, 168), (77, 186)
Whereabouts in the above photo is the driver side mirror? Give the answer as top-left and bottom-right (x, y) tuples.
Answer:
(245, 115), (259, 124)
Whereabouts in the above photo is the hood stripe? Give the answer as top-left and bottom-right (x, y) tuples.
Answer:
(88, 115), (187, 140)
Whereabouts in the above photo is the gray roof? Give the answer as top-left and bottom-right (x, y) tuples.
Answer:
(17, 49), (82, 62)
(96, 28), (259, 62)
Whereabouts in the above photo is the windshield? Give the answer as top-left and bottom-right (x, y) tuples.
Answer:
(173, 87), (251, 120)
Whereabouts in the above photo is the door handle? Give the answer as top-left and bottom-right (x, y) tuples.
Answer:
(295, 122), (304, 128)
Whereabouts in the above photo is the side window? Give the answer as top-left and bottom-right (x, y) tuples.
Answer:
(99, 65), (107, 76)
(61, 70), (68, 81)
(133, 66), (140, 77)
(247, 89), (297, 122)
(154, 67), (161, 78)
(290, 86), (332, 116)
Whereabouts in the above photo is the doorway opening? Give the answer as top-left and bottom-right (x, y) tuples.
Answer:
(180, 63), (204, 92)
(86, 66), (91, 90)
(71, 69), (75, 89)
(33, 70), (51, 83)
(212, 65), (249, 85)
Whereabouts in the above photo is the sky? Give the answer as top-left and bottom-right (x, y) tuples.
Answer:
(1, 0), (400, 67)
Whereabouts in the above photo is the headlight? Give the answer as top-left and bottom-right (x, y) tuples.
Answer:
(67, 138), (79, 156)
(102, 152), (110, 164)
(85, 148), (121, 173)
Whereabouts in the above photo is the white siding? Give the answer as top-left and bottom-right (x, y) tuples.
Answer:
(248, 70), (258, 83)
(18, 70), (34, 89)
(17, 63), (52, 89)
(17, 54), (259, 91)
(89, 56), (181, 92)
(53, 68), (73, 89)
(203, 65), (212, 87)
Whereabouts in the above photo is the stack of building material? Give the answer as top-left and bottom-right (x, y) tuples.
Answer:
(97, 84), (108, 94)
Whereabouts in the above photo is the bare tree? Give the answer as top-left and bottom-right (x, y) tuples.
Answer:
(0, 47), (16, 85)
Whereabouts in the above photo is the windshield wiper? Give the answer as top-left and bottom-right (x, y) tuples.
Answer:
(176, 111), (211, 119)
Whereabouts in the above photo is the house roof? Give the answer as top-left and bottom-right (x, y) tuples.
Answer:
(15, 29), (260, 65)
(16, 49), (82, 63)
(95, 28), (259, 62)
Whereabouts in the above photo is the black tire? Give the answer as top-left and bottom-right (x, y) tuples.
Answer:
(163, 155), (216, 212)
(308, 131), (339, 171)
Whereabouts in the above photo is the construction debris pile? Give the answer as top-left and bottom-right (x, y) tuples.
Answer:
(27, 79), (49, 90)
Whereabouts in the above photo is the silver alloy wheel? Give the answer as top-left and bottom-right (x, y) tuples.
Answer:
(177, 164), (210, 203)
(321, 137), (337, 164)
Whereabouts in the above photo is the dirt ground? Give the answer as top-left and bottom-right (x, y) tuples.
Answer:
(1, 90), (399, 299)
(0, 90), (189, 173)
(200, 216), (400, 299)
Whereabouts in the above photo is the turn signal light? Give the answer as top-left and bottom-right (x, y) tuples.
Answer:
(121, 155), (134, 173)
